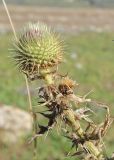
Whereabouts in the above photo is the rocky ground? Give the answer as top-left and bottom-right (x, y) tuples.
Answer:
(0, 5), (114, 34)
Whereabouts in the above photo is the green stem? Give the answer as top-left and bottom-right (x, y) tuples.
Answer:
(64, 109), (84, 137)
(44, 73), (54, 85)
(40, 68), (54, 85)
(64, 109), (102, 159)
(85, 141), (102, 159)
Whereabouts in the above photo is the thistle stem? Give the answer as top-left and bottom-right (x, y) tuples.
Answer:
(44, 73), (54, 85)
(42, 70), (102, 159)
(40, 69), (54, 85)
(64, 109), (102, 159)
(64, 109), (84, 137)
(85, 141), (102, 159)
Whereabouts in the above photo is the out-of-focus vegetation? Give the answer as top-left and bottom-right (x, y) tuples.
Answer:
(0, 32), (114, 160)
(1, 0), (114, 7)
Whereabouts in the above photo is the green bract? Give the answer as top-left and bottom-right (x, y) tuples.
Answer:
(13, 22), (63, 76)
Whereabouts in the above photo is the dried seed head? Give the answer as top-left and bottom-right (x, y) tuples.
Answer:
(12, 22), (64, 76)
(61, 77), (77, 89)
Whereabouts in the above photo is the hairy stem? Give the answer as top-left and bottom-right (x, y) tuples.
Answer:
(64, 109), (102, 159)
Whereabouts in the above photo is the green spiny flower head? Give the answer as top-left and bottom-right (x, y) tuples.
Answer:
(13, 22), (63, 76)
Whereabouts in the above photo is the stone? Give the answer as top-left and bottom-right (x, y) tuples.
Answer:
(0, 104), (32, 144)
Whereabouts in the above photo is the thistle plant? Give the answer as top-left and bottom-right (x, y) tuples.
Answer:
(12, 22), (113, 160)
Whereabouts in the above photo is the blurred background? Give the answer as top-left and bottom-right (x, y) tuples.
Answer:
(0, 0), (114, 160)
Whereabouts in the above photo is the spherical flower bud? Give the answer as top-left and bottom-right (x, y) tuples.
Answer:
(13, 22), (64, 77)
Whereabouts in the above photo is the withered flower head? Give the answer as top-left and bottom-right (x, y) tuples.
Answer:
(12, 22), (64, 76)
(61, 77), (77, 89)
